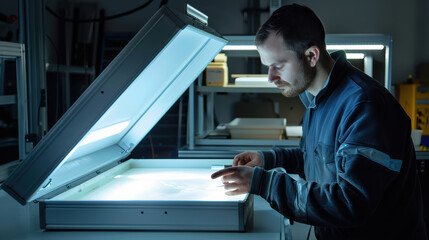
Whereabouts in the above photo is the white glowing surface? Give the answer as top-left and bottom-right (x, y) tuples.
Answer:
(80, 121), (130, 146)
(346, 53), (365, 59)
(58, 168), (246, 202)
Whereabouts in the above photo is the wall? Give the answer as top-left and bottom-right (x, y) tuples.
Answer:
(99, 0), (250, 35)
(0, 0), (426, 84)
(0, 0), (19, 42)
(415, 0), (429, 74)
(54, 0), (425, 85)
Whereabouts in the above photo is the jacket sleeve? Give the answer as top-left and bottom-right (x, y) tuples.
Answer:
(259, 147), (304, 174)
(250, 101), (405, 227)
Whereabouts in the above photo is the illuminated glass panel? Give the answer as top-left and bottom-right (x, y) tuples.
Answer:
(53, 167), (246, 202)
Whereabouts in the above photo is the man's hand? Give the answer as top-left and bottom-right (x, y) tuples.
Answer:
(233, 151), (263, 167)
(211, 166), (254, 196)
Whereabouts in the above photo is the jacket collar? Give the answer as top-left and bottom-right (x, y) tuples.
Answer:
(299, 51), (349, 109)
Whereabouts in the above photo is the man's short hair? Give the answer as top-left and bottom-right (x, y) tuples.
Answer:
(255, 4), (326, 59)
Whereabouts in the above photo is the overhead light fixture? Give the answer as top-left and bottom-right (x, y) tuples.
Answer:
(223, 44), (384, 51)
(327, 44), (384, 50)
(346, 53), (365, 59)
(222, 45), (257, 51)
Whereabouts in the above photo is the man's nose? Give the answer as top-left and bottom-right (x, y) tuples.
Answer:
(268, 67), (279, 83)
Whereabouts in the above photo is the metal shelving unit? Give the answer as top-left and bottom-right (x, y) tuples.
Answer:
(179, 34), (393, 158)
(0, 41), (28, 181)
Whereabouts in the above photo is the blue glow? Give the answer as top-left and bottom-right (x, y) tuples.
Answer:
(65, 25), (225, 161)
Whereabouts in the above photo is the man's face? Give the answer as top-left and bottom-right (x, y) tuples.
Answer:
(257, 33), (315, 97)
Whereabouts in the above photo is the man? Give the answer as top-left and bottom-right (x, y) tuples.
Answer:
(211, 4), (427, 239)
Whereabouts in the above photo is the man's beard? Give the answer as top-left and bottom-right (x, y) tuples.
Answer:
(281, 60), (316, 97)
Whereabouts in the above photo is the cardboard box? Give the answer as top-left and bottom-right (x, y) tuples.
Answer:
(226, 118), (286, 139)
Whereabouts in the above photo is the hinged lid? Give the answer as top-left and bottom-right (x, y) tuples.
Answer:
(2, 5), (227, 205)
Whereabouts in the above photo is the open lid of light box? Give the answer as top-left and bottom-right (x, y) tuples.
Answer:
(2, 5), (227, 205)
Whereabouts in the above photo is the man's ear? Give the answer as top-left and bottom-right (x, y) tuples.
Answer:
(305, 46), (320, 67)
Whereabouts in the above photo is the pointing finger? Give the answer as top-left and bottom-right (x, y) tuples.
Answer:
(211, 167), (237, 179)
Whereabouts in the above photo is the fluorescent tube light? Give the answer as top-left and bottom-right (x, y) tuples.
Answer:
(346, 53), (365, 59)
(327, 45), (384, 50)
(223, 44), (384, 51)
(222, 45), (257, 50)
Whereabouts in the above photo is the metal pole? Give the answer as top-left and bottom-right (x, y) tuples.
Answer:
(385, 36), (393, 92)
(16, 44), (29, 159)
(20, 0), (48, 143)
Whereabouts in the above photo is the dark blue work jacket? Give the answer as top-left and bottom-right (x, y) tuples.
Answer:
(250, 51), (427, 239)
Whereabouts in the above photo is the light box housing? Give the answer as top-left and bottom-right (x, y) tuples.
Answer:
(2, 5), (227, 205)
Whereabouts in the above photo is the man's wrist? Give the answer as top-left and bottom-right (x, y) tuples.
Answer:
(249, 166), (272, 200)
(259, 150), (276, 170)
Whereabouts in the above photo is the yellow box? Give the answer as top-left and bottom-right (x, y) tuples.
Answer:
(398, 79), (429, 135)
(205, 62), (228, 86)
